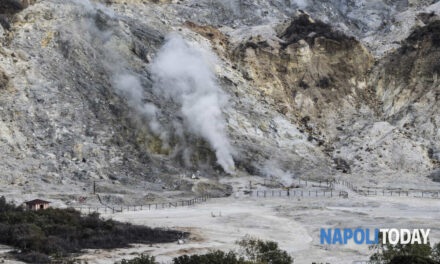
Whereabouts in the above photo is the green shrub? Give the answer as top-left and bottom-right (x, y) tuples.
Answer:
(0, 197), (184, 263)
(370, 231), (440, 264)
(120, 255), (158, 264)
(120, 238), (293, 264)
(389, 255), (437, 264)
(173, 250), (250, 264)
(172, 237), (293, 264)
(236, 238), (293, 264)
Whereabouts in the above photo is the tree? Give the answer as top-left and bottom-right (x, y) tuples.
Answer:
(237, 237), (293, 264)
(370, 231), (438, 264)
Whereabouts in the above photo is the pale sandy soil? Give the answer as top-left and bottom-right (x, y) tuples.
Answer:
(74, 190), (440, 264)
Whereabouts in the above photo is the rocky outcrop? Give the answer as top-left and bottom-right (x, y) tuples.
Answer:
(0, 0), (37, 31)
(231, 13), (375, 140)
(0, 69), (9, 90)
(373, 18), (440, 172)
(0, 0), (439, 203)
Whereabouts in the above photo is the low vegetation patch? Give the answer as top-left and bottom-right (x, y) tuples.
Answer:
(0, 197), (185, 263)
(370, 232), (440, 264)
(118, 237), (293, 264)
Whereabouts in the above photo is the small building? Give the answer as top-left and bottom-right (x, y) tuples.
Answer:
(25, 199), (51, 211)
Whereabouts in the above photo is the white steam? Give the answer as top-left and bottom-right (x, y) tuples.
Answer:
(261, 160), (294, 187)
(112, 74), (162, 135)
(150, 34), (235, 173)
(291, 0), (308, 9)
(217, 0), (242, 15)
(68, 0), (163, 139)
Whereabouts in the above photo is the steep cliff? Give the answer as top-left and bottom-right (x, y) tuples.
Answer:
(0, 0), (439, 203)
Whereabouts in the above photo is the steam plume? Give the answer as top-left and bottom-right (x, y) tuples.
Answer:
(261, 160), (294, 187)
(150, 34), (235, 173)
(67, 0), (163, 138)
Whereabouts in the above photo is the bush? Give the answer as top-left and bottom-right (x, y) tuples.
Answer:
(120, 255), (158, 264)
(173, 250), (249, 264)
(171, 237), (292, 264)
(370, 231), (440, 264)
(389, 255), (437, 264)
(237, 238), (293, 264)
(120, 238), (293, 264)
(0, 197), (184, 263)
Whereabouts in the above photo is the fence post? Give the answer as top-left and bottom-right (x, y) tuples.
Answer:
(264, 191), (266, 198)
(331, 190), (332, 197)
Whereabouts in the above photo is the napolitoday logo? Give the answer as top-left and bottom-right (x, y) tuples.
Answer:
(320, 228), (430, 245)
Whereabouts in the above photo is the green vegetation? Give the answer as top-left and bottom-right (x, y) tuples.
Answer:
(118, 238), (293, 264)
(121, 255), (158, 264)
(0, 197), (184, 263)
(172, 251), (249, 264)
(370, 232), (440, 264)
(235, 238), (293, 264)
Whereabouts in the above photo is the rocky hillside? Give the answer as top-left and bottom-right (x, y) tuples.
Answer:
(0, 0), (439, 203)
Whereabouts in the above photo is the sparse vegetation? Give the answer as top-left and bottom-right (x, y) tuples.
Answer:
(0, 197), (184, 263)
(236, 237), (293, 264)
(118, 237), (293, 264)
(370, 232), (440, 264)
(172, 251), (249, 264)
(120, 255), (158, 264)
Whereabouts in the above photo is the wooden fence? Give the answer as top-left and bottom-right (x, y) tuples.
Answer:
(333, 179), (440, 199)
(252, 178), (440, 200)
(73, 195), (211, 214)
(250, 189), (348, 198)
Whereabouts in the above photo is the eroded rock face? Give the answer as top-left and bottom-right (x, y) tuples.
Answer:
(0, 69), (9, 90)
(230, 14), (375, 139)
(0, 0), (439, 203)
(373, 18), (440, 167)
(0, 0), (37, 31)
